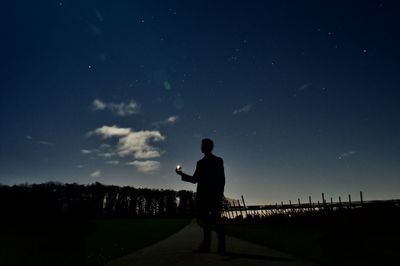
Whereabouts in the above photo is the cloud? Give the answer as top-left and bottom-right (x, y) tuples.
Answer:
(87, 125), (131, 138)
(81, 149), (92, 154)
(97, 152), (115, 158)
(99, 144), (112, 149)
(38, 140), (53, 146)
(296, 83), (311, 91)
(87, 125), (165, 159)
(338, 151), (356, 160)
(89, 24), (102, 35)
(90, 170), (101, 177)
(127, 160), (161, 173)
(117, 130), (165, 159)
(92, 99), (107, 110)
(233, 104), (252, 115)
(91, 99), (140, 116)
(94, 9), (103, 22)
(152, 115), (179, 127)
(105, 160), (120, 165)
(25, 136), (54, 146)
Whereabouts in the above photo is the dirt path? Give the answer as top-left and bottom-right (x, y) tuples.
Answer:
(107, 220), (317, 266)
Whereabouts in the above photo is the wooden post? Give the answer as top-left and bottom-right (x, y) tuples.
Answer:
(232, 200), (239, 218)
(241, 195), (248, 217)
(348, 194), (352, 209)
(360, 191), (363, 207)
(330, 197), (333, 210)
(237, 200), (244, 218)
(309, 196), (312, 211)
(298, 198), (301, 213)
(322, 193), (326, 208)
(227, 204), (232, 219)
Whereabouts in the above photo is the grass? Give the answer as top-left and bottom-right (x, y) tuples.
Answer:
(225, 223), (324, 263)
(0, 218), (191, 266)
(85, 218), (191, 265)
(224, 209), (400, 265)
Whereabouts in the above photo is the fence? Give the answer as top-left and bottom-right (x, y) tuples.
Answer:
(222, 191), (400, 219)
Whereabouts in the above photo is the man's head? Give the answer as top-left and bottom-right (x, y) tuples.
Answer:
(201, 138), (214, 154)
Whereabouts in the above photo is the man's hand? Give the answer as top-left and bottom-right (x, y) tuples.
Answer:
(175, 165), (183, 175)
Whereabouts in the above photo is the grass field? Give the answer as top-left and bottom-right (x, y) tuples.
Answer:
(0, 218), (191, 266)
(225, 209), (400, 265)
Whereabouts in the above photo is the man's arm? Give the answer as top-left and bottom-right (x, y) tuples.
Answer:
(180, 173), (198, 184)
(176, 162), (200, 184)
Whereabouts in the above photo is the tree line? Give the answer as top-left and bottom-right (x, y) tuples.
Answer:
(0, 182), (196, 221)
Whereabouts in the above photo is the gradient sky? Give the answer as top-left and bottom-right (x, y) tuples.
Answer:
(1, 0), (400, 204)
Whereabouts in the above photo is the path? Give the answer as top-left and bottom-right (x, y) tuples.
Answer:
(107, 220), (317, 266)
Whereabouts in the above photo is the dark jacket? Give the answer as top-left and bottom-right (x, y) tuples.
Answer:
(181, 153), (225, 209)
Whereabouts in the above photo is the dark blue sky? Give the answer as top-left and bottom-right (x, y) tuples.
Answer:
(1, 0), (400, 204)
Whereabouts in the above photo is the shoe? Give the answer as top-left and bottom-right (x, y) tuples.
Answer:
(193, 242), (210, 253)
(217, 244), (226, 255)
(193, 246), (210, 253)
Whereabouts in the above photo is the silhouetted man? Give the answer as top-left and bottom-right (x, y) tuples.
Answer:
(175, 138), (226, 254)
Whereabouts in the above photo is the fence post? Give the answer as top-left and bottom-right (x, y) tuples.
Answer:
(226, 202), (232, 219)
(339, 196), (342, 209)
(241, 195), (248, 217)
(360, 191), (363, 207)
(298, 198), (301, 213)
(322, 193), (326, 209)
(348, 194), (352, 209)
(309, 196), (312, 211)
(232, 200), (239, 218)
(237, 200), (244, 218)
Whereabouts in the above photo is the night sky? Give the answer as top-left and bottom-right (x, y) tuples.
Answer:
(1, 1), (400, 204)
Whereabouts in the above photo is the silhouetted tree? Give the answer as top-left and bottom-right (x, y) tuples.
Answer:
(0, 182), (196, 221)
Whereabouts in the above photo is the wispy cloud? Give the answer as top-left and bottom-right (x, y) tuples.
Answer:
(91, 99), (140, 116)
(87, 125), (131, 138)
(97, 152), (115, 158)
(105, 160), (120, 165)
(81, 149), (92, 154)
(90, 170), (101, 177)
(127, 160), (161, 173)
(94, 9), (103, 22)
(152, 115), (179, 127)
(38, 140), (53, 146)
(338, 151), (357, 160)
(296, 83), (311, 91)
(233, 104), (252, 115)
(25, 136), (53, 146)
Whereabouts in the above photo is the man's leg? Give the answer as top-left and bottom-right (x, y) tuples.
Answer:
(211, 209), (226, 254)
(197, 208), (211, 252)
